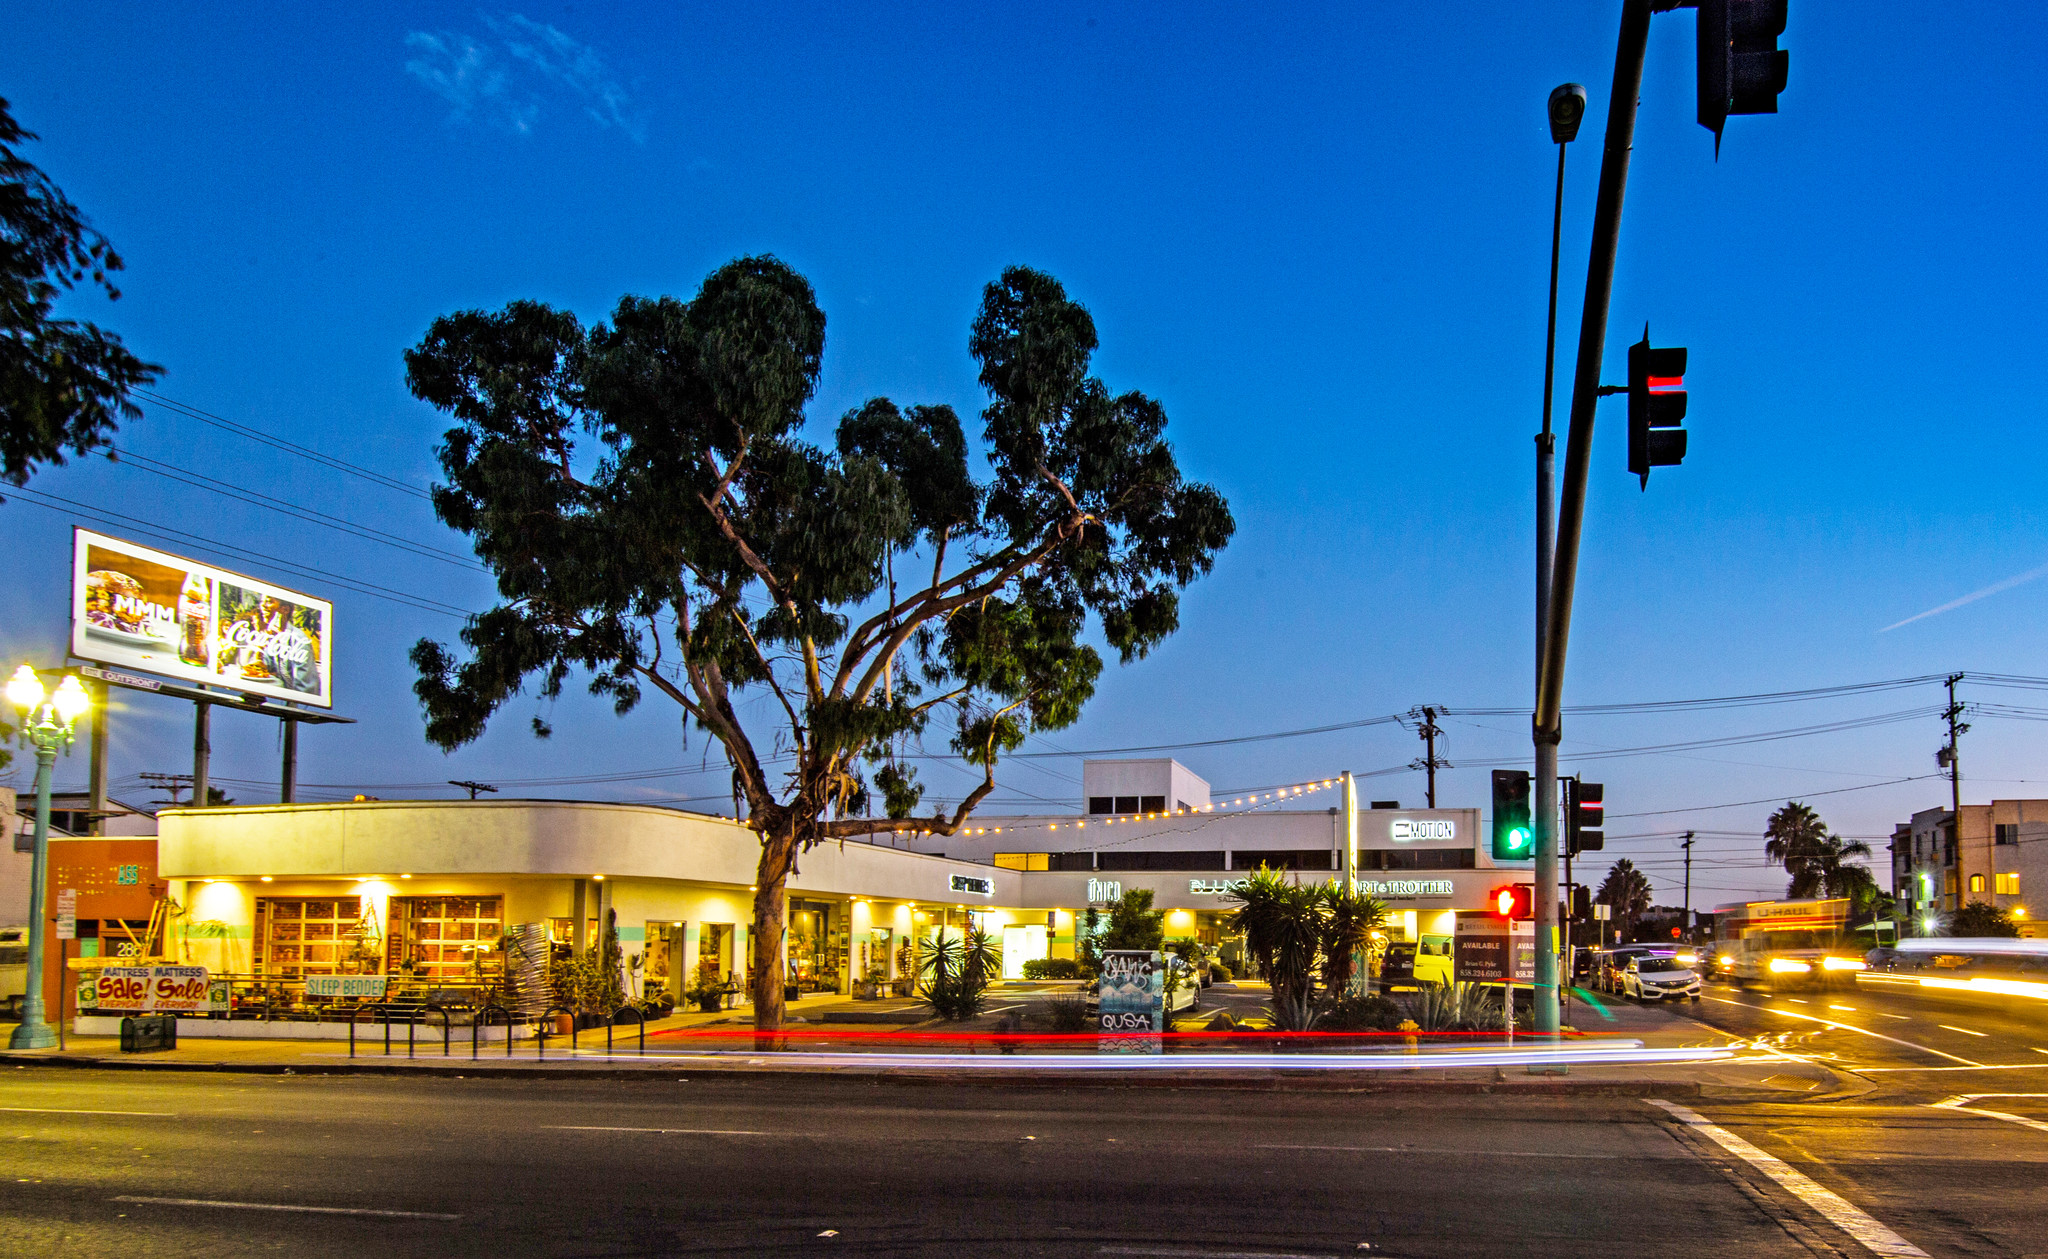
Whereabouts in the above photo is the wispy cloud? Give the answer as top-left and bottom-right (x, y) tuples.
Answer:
(404, 14), (644, 142)
(1879, 559), (2048, 632)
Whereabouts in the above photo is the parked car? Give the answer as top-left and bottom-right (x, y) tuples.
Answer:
(1622, 954), (1701, 1003)
(0, 925), (26, 1018)
(1590, 945), (1666, 994)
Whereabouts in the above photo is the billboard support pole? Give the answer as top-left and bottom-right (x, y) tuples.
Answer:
(86, 678), (108, 834)
(192, 700), (211, 811)
(281, 717), (298, 805)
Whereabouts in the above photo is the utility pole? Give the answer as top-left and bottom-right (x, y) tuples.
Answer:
(1941, 673), (1970, 905)
(1680, 831), (1695, 939)
(449, 779), (499, 801)
(1410, 707), (1448, 808)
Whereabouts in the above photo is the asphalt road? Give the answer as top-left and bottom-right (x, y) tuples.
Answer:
(4, 1048), (2047, 1259)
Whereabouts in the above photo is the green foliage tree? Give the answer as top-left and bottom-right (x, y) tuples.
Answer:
(1763, 801), (1873, 900)
(1595, 859), (1654, 940)
(403, 258), (1231, 1028)
(0, 96), (160, 493)
(1946, 902), (2021, 938)
(1098, 888), (1166, 953)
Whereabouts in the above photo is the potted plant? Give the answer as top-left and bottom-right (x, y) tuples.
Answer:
(684, 960), (725, 1014)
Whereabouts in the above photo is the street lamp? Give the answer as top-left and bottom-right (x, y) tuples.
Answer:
(8, 665), (91, 1049)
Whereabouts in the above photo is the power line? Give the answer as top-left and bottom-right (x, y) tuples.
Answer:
(2, 483), (472, 619)
(109, 446), (482, 571)
(138, 390), (433, 501)
(1606, 773), (1944, 819)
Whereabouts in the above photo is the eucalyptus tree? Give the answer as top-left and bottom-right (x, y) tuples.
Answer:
(404, 257), (1233, 1027)
(0, 96), (159, 493)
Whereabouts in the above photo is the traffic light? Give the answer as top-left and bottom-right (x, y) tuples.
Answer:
(1490, 769), (1533, 861)
(1627, 330), (1688, 489)
(1570, 885), (1592, 922)
(1491, 883), (1535, 921)
(1566, 779), (1605, 855)
(1698, 0), (1789, 150)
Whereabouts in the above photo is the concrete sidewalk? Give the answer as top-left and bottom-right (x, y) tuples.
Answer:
(0, 993), (1853, 1100)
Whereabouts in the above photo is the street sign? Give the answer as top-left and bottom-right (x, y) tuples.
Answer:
(55, 888), (76, 940)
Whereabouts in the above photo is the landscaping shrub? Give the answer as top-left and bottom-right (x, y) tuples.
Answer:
(1316, 991), (1406, 1032)
(1039, 993), (1093, 1033)
(1022, 957), (1082, 980)
(1209, 961), (1234, 982)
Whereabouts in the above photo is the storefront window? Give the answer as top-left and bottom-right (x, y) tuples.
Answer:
(387, 897), (503, 982)
(789, 900), (844, 993)
(256, 897), (369, 978)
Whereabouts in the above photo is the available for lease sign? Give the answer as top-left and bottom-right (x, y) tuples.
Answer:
(87, 965), (225, 1013)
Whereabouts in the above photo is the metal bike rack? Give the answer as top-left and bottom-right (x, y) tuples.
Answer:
(536, 1004), (576, 1060)
(606, 1004), (648, 1057)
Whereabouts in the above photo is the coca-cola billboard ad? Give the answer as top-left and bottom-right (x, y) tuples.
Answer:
(69, 529), (334, 707)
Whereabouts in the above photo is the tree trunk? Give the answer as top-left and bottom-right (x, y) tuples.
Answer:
(749, 829), (798, 1032)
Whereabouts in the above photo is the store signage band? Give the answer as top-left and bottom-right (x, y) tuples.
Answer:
(1087, 878), (1123, 904)
(949, 873), (993, 897)
(1188, 877), (1454, 898)
(1390, 819), (1456, 842)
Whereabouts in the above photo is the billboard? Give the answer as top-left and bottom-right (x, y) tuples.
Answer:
(70, 529), (333, 707)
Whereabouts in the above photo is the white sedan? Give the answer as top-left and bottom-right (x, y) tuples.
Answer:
(1622, 955), (1701, 1002)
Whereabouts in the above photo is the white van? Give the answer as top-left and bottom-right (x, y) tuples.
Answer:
(0, 926), (26, 1018)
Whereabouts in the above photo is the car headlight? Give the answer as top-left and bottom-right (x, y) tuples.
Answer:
(1768, 957), (1812, 974)
(1821, 956), (1866, 972)
(1676, 952), (1698, 966)
(1716, 954), (1735, 968)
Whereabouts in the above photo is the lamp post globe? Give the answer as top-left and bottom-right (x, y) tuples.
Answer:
(9, 666), (89, 1051)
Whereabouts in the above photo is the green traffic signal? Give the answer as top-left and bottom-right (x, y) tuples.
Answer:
(1491, 769), (1533, 861)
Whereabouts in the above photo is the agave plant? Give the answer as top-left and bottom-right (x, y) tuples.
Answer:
(1405, 981), (1503, 1034)
(918, 926), (1001, 1021)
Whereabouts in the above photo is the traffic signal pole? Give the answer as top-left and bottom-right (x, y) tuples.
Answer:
(1533, 0), (1654, 1037)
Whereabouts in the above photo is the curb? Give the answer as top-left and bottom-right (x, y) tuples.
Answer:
(0, 1050), (1714, 1095)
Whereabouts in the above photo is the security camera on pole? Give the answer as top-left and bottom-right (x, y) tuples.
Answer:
(7, 666), (93, 1050)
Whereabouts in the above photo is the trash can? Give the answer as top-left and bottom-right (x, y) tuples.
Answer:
(119, 1014), (177, 1052)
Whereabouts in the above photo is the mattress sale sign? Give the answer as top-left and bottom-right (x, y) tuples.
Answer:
(70, 529), (333, 707)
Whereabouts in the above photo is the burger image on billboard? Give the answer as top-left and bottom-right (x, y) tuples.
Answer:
(69, 529), (334, 708)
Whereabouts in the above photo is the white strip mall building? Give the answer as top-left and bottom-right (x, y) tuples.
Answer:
(156, 759), (1517, 999)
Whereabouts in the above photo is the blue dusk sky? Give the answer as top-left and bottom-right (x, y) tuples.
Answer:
(2, 3), (2043, 905)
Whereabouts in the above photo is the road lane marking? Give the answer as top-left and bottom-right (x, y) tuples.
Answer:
(1255, 1143), (1621, 1160)
(1875, 1013), (1911, 1021)
(1703, 996), (1982, 1066)
(1647, 1100), (1927, 1258)
(1929, 1094), (2048, 1135)
(1101, 1250), (1336, 1259)
(0, 1107), (174, 1117)
(545, 1125), (769, 1135)
(111, 1196), (459, 1221)
(1829, 1005), (1857, 1012)
(2034, 1048), (2048, 1055)
(1938, 1025), (1988, 1037)
(1860, 1063), (2048, 1073)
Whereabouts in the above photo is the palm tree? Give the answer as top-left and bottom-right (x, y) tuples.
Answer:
(1315, 883), (1388, 997)
(1764, 801), (1871, 899)
(1595, 860), (1654, 939)
(1225, 866), (1323, 1030)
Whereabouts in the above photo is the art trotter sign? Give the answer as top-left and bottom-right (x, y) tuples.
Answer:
(1360, 879), (1455, 898)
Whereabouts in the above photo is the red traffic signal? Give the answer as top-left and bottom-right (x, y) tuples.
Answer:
(1490, 883), (1535, 921)
(1627, 329), (1689, 489)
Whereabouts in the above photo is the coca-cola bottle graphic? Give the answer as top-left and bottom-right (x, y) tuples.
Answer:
(176, 573), (212, 669)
